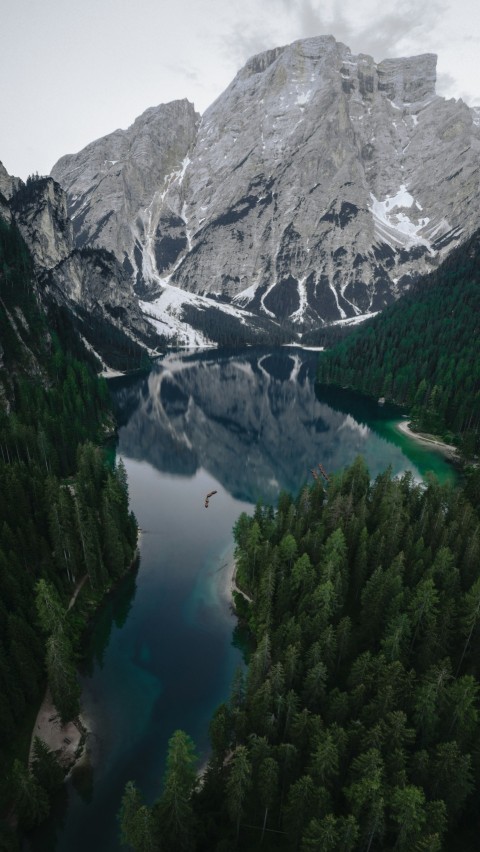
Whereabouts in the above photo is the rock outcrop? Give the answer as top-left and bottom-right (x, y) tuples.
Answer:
(10, 178), (73, 269)
(0, 160), (22, 200)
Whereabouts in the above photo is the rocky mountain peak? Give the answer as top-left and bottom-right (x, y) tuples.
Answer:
(51, 99), (200, 296)
(376, 52), (437, 104)
(50, 35), (480, 338)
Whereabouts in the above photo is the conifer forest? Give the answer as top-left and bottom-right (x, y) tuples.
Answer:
(0, 203), (479, 852)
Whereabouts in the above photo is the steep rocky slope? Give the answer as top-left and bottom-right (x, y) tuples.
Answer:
(52, 100), (200, 298)
(52, 36), (480, 332)
(2, 172), (163, 368)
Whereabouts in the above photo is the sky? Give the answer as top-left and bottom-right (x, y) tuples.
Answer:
(1, 0), (479, 181)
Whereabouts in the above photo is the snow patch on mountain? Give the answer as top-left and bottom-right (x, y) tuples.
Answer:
(141, 285), (213, 346)
(369, 185), (433, 251)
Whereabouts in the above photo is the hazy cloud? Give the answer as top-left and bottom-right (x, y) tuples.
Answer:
(229, 0), (448, 65)
(436, 70), (458, 96)
(165, 63), (202, 84)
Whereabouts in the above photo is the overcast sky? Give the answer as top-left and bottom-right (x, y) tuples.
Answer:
(1, 0), (479, 180)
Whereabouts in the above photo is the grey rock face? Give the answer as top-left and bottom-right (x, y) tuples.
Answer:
(51, 99), (199, 297)
(42, 247), (156, 348)
(3, 170), (162, 365)
(52, 36), (480, 329)
(0, 161), (23, 200)
(10, 178), (74, 269)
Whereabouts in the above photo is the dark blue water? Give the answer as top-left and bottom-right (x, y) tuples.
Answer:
(27, 347), (456, 851)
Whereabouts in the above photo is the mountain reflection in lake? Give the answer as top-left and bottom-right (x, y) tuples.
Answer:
(111, 347), (454, 501)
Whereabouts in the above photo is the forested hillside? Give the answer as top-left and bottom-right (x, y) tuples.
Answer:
(197, 461), (480, 851)
(316, 230), (480, 456)
(0, 219), (138, 845)
(118, 459), (480, 851)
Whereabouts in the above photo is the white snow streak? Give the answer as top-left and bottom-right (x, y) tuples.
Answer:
(141, 282), (263, 347)
(338, 415), (370, 439)
(330, 311), (380, 327)
(178, 156), (190, 185)
(260, 281), (278, 318)
(233, 281), (259, 306)
(288, 355), (302, 383)
(181, 202), (192, 251)
(328, 279), (346, 319)
(290, 275), (308, 322)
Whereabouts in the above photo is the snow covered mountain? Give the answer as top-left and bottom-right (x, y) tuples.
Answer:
(52, 35), (480, 334)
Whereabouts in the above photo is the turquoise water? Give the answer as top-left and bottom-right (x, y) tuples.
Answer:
(26, 347), (456, 851)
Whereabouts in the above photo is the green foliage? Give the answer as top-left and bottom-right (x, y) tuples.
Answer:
(179, 304), (293, 347)
(10, 759), (49, 830)
(119, 781), (156, 852)
(155, 730), (198, 851)
(316, 229), (480, 455)
(0, 218), (138, 831)
(31, 737), (64, 794)
(193, 461), (480, 850)
(119, 731), (198, 852)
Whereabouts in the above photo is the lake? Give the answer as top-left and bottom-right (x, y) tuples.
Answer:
(26, 347), (456, 851)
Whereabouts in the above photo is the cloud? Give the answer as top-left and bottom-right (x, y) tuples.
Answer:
(165, 63), (202, 84)
(224, 0), (448, 68)
(294, 0), (447, 59)
(436, 70), (457, 96)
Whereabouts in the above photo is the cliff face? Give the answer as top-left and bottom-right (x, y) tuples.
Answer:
(10, 178), (74, 269)
(51, 100), (200, 297)
(51, 36), (480, 332)
(1, 174), (162, 368)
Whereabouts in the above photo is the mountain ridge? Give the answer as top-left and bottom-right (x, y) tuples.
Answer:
(51, 35), (480, 336)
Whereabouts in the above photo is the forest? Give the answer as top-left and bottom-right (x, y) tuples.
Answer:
(115, 228), (480, 851)
(119, 458), (480, 851)
(2, 203), (480, 852)
(316, 229), (480, 457)
(0, 218), (138, 847)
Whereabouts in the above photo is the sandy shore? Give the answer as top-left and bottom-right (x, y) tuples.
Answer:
(29, 576), (91, 773)
(217, 551), (253, 606)
(396, 419), (459, 460)
(29, 688), (88, 772)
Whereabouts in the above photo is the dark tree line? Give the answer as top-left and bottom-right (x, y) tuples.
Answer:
(179, 304), (293, 347)
(119, 458), (480, 851)
(194, 459), (480, 851)
(0, 218), (138, 846)
(316, 229), (480, 457)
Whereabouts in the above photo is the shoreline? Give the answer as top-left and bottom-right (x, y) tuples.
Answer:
(29, 547), (140, 779)
(217, 550), (253, 607)
(29, 688), (89, 773)
(395, 419), (459, 461)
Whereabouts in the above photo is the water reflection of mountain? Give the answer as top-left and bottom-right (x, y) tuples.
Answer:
(111, 348), (414, 503)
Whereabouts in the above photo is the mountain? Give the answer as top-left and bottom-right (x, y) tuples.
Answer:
(0, 168), (164, 369)
(51, 99), (200, 298)
(316, 228), (480, 454)
(52, 35), (480, 336)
